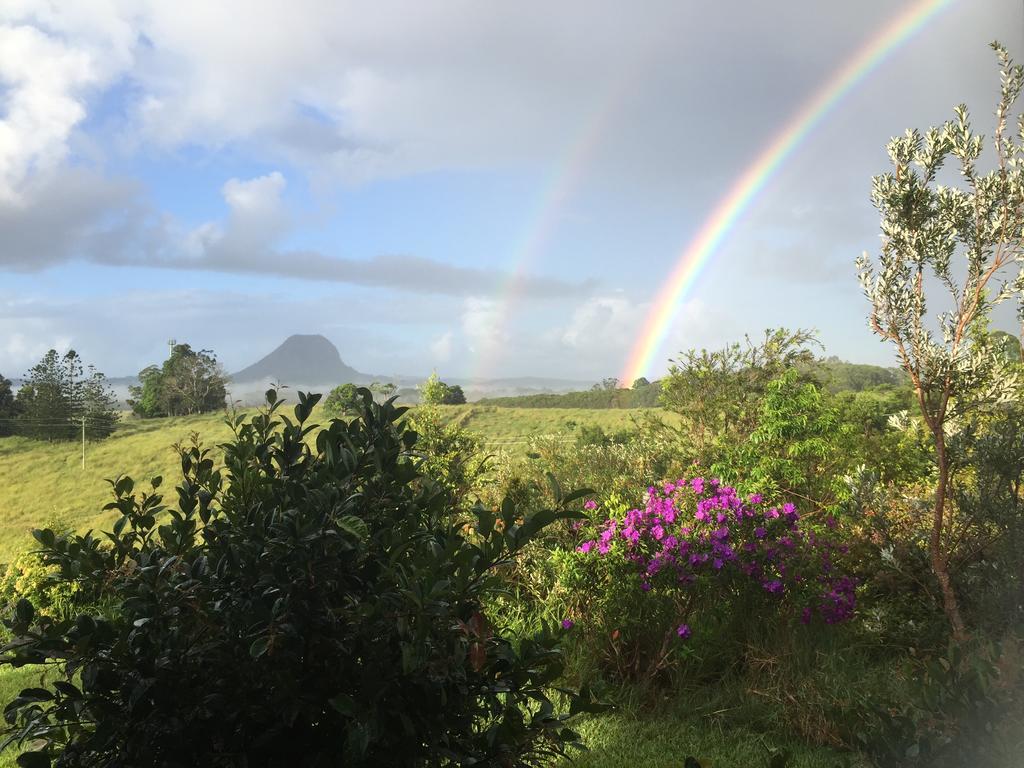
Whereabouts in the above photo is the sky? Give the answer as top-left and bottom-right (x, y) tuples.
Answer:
(1, 0), (1022, 382)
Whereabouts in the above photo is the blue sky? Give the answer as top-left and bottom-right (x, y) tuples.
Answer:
(0, 0), (1020, 382)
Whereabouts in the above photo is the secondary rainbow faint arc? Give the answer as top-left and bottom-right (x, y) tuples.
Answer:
(468, 68), (635, 383)
(619, 0), (954, 385)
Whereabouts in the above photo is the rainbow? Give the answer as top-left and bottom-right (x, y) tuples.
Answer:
(619, 0), (954, 385)
(467, 67), (637, 382)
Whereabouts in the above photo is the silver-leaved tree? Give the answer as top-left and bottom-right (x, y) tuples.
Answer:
(857, 42), (1024, 640)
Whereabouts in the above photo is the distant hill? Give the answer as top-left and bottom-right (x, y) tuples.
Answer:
(232, 334), (364, 386)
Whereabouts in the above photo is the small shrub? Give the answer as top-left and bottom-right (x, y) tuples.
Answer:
(0, 524), (88, 627)
(406, 404), (488, 508)
(566, 479), (855, 682)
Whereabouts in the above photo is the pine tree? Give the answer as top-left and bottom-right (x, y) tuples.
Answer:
(0, 373), (17, 437)
(82, 367), (118, 440)
(16, 350), (118, 441)
(16, 350), (77, 441)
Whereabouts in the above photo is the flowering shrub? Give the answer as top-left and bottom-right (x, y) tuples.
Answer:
(579, 478), (855, 624)
(562, 478), (855, 681)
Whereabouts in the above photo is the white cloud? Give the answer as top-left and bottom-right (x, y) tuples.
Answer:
(211, 170), (290, 255)
(461, 297), (505, 354)
(0, 3), (136, 202)
(0, 323), (71, 374)
(430, 331), (453, 362)
(222, 171), (286, 213)
(560, 296), (636, 350)
(8, 0), (1004, 190)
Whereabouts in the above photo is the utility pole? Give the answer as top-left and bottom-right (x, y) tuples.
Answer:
(81, 416), (86, 470)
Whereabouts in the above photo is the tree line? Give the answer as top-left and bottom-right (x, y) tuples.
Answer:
(0, 350), (118, 441)
(0, 342), (231, 442)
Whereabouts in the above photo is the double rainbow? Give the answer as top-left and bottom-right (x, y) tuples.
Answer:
(618, 0), (954, 385)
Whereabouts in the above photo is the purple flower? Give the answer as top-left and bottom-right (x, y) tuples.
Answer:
(577, 541), (595, 554)
(584, 499), (598, 511)
(754, 526), (767, 539)
(676, 623), (691, 639)
(561, 619), (574, 630)
(763, 579), (784, 594)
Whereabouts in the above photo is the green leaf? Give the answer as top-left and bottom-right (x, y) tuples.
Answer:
(544, 472), (562, 503)
(18, 688), (54, 703)
(338, 515), (369, 541)
(560, 487), (597, 505)
(476, 507), (495, 538)
(31, 528), (55, 548)
(329, 693), (356, 717)
(14, 598), (34, 625)
(249, 636), (271, 659)
(17, 752), (51, 768)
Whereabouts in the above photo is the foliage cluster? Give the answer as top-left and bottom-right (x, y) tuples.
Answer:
(406, 404), (488, 508)
(128, 344), (227, 419)
(0, 524), (88, 630)
(11, 351), (118, 442)
(322, 382), (360, 417)
(857, 41), (1024, 640)
(420, 372), (466, 405)
(0, 390), (606, 766)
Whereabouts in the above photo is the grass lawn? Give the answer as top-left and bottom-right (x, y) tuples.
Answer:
(0, 410), (237, 563)
(0, 403), (668, 561)
(564, 712), (857, 768)
(438, 404), (668, 446)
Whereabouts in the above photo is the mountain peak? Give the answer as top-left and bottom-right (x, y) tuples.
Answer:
(231, 335), (362, 385)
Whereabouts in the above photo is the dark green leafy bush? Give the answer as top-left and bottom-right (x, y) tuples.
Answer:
(0, 389), (604, 767)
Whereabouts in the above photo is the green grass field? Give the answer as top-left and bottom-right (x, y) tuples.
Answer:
(0, 404), (662, 562)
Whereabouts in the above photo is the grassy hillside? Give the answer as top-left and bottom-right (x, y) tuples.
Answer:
(477, 383), (661, 408)
(0, 411), (237, 563)
(437, 403), (665, 444)
(0, 403), (664, 563)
